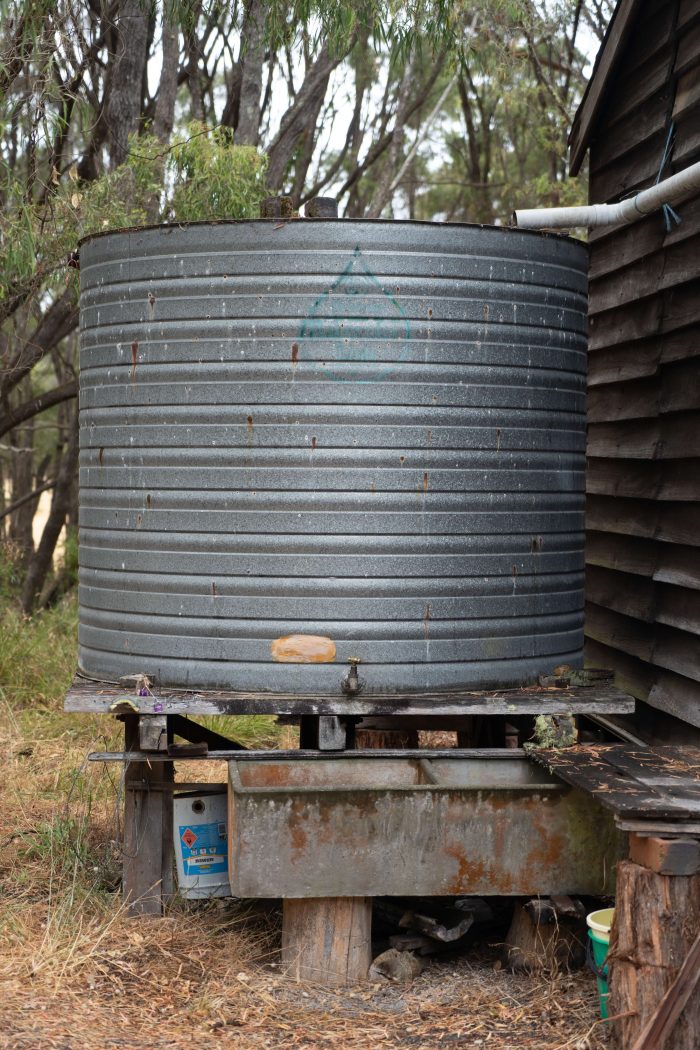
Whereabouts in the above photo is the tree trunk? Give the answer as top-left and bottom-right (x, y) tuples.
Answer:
(153, 9), (179, 143)
(609, 859), (700, 1049)
(21, 409), (79, 613)
(106, 0), (150, 167)
(235, 0), (266, 145)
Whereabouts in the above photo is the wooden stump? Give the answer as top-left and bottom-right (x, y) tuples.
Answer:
(609, 859), (700, 1049)
(502, 900), (586, 973)
(281, 897), (372, 986)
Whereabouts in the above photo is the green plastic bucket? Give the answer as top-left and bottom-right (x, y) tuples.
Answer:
(587, 908), (614, 1019)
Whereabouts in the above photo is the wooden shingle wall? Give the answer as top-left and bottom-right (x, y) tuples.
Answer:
(585, 0), (700, 733)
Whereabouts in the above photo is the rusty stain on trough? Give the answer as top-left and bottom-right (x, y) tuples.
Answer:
(227, 755), (625, 898)
(271, 634), (337, 663)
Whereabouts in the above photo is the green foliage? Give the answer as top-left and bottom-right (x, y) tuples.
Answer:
(0, 124), (268, 306)
(168, 123), (269, 222)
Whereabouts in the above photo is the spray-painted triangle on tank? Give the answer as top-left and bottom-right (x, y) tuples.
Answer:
(297, 247), (411, 382)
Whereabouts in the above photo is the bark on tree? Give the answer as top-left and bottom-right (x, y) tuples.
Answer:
(153, 9), (180, 143)
(1, 290), (78, 401)
(266, 42), (352, 191)
(106, 0), (150, 167)
(609, 859), (700, 1050)
(235, 0), (266, 145)
(21, 408), (79, 613)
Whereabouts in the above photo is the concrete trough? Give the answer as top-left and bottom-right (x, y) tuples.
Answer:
(227, 753), (624, 898)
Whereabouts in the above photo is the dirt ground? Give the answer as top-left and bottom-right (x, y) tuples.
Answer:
(0, 902), (609, 1050)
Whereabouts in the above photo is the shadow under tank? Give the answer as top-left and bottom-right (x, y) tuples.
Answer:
(77, 219), (588, 696)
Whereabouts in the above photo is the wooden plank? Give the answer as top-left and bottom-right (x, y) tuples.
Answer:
(587, 415), (700, 460)
(586, 531), (659, 577)
(590, 89), (670, 174)
(653, 545), (700, 588)
(529, 745), (697, 819)
(586, 603), (700, 682)
(657, 586), (700, 633)
(586, 458), (700, 501)
(586, 495), (700, 546)
(589, 197), (700, 283)
(588, 361), (700, 422)
(64, 675), (636, 717)
(673, 119), (700, 164)
(586, 564), (656, 623)
(602, 44), (674, 130)
(591, 84), (671, 170)
(586, 602), (656, 664)
(647, 670), (700, 727)
(679, 0), (700, 29)
(585, 638), (656, 703)
(590, 238), (700, 316)
(673, 65), (700, 120)
(588, 342), (662, 387)
(569, 0), (644, 174)
(122, 715), (174, 917)
(588, 293), (663, 351)
(675, 19), (700, 75)
(586, 534), (700, 590)
(589, 129), (667, 204)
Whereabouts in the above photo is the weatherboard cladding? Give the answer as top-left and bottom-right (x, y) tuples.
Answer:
(78, 220), (587, 695)
(582, 0), (700, 731)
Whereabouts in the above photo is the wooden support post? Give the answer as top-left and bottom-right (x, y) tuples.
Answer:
(609, 858), (700, 1049)
(122, 715), (174, 916)
(281, 897), (372, 986)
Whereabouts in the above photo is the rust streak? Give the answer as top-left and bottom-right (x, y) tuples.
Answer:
(291, 342), (299, 364)
(98, 447), (104, 466)
(271, 634), (336, 664)
(311, 435), (317, 450)
(130, 340), (138, 381)
(423, 471), (429, 493)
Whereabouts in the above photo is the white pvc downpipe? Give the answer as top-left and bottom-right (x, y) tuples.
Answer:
(514, 158), (700, 229)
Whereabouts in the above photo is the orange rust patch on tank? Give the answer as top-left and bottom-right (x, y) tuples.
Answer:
(271, 634), (336, 663)
(444, 844), (488, 894)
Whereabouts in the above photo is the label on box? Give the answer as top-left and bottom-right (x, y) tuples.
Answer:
(179, 820), (227, 876)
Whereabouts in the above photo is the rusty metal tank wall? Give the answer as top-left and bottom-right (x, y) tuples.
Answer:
(78, 220), (588, 694)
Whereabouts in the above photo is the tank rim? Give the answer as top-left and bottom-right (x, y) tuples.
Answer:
(78, 216), (588, 250)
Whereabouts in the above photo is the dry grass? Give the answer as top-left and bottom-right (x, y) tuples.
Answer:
(0, 594), (610, 1049)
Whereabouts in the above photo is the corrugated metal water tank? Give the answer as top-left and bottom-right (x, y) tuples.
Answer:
(78, 220), (588, 695)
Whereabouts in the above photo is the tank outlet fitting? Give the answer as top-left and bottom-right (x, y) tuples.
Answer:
(341, 658), (363, 695)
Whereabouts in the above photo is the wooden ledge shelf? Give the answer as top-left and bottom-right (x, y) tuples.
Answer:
(64, 673), (636, 717)
(530, 743), (700, 827)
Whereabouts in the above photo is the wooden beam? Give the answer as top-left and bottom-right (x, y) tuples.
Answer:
(569, 0), (643, 175)
(122, 715), (174, 916)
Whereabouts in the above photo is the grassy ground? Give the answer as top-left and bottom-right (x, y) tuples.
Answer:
(0, 593), (610, 1049)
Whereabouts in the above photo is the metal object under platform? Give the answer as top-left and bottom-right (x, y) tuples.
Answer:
(226, 752), (623, 898)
